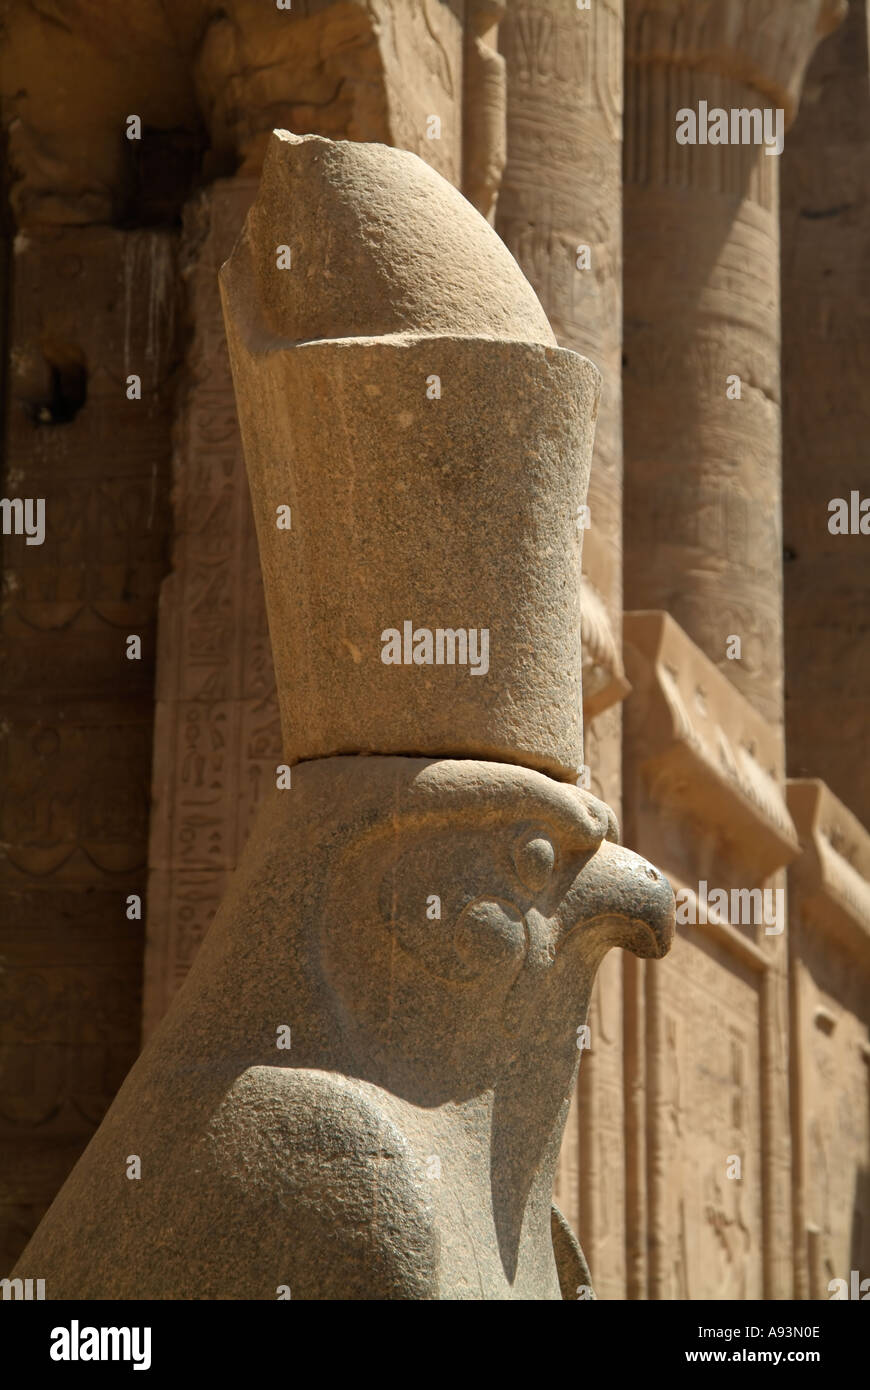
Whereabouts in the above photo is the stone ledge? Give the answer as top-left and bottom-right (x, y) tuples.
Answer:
(664, 876), (771, 972)
(623, 610), (799, 878)
(787, 778), (870, 958)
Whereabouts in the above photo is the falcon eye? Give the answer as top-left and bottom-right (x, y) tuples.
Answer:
(513, 833), (556, 893)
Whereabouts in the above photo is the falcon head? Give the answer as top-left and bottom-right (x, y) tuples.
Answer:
(319, 758), (674, 1100)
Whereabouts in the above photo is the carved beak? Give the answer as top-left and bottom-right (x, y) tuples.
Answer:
(557, 839), (675, 961)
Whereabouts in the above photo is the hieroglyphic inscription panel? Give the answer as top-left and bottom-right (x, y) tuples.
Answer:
(656, 930), (763, 1300)
(143, 182), (281, 1038)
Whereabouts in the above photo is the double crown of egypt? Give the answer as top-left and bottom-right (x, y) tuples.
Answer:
(12, 131), (673, 1301)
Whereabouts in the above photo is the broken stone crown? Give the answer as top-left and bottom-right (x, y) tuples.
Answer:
(220, 130), (601, 781)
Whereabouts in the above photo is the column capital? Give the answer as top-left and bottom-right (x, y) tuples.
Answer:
(626, 0), (845, 120)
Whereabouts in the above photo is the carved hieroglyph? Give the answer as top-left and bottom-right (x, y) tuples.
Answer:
(142, 179), (280, 1043)
(13, 131), (674, 1300)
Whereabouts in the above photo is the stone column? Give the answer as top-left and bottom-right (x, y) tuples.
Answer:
(623, 0), (844, 727)
(781, 0), (870, 826)
(496, 0), (627, 1293)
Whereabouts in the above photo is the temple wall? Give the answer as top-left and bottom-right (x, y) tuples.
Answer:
(787, 780), (870, 1298)
(623, 612), (800, 1297)
(0, 226), (178, 1270)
